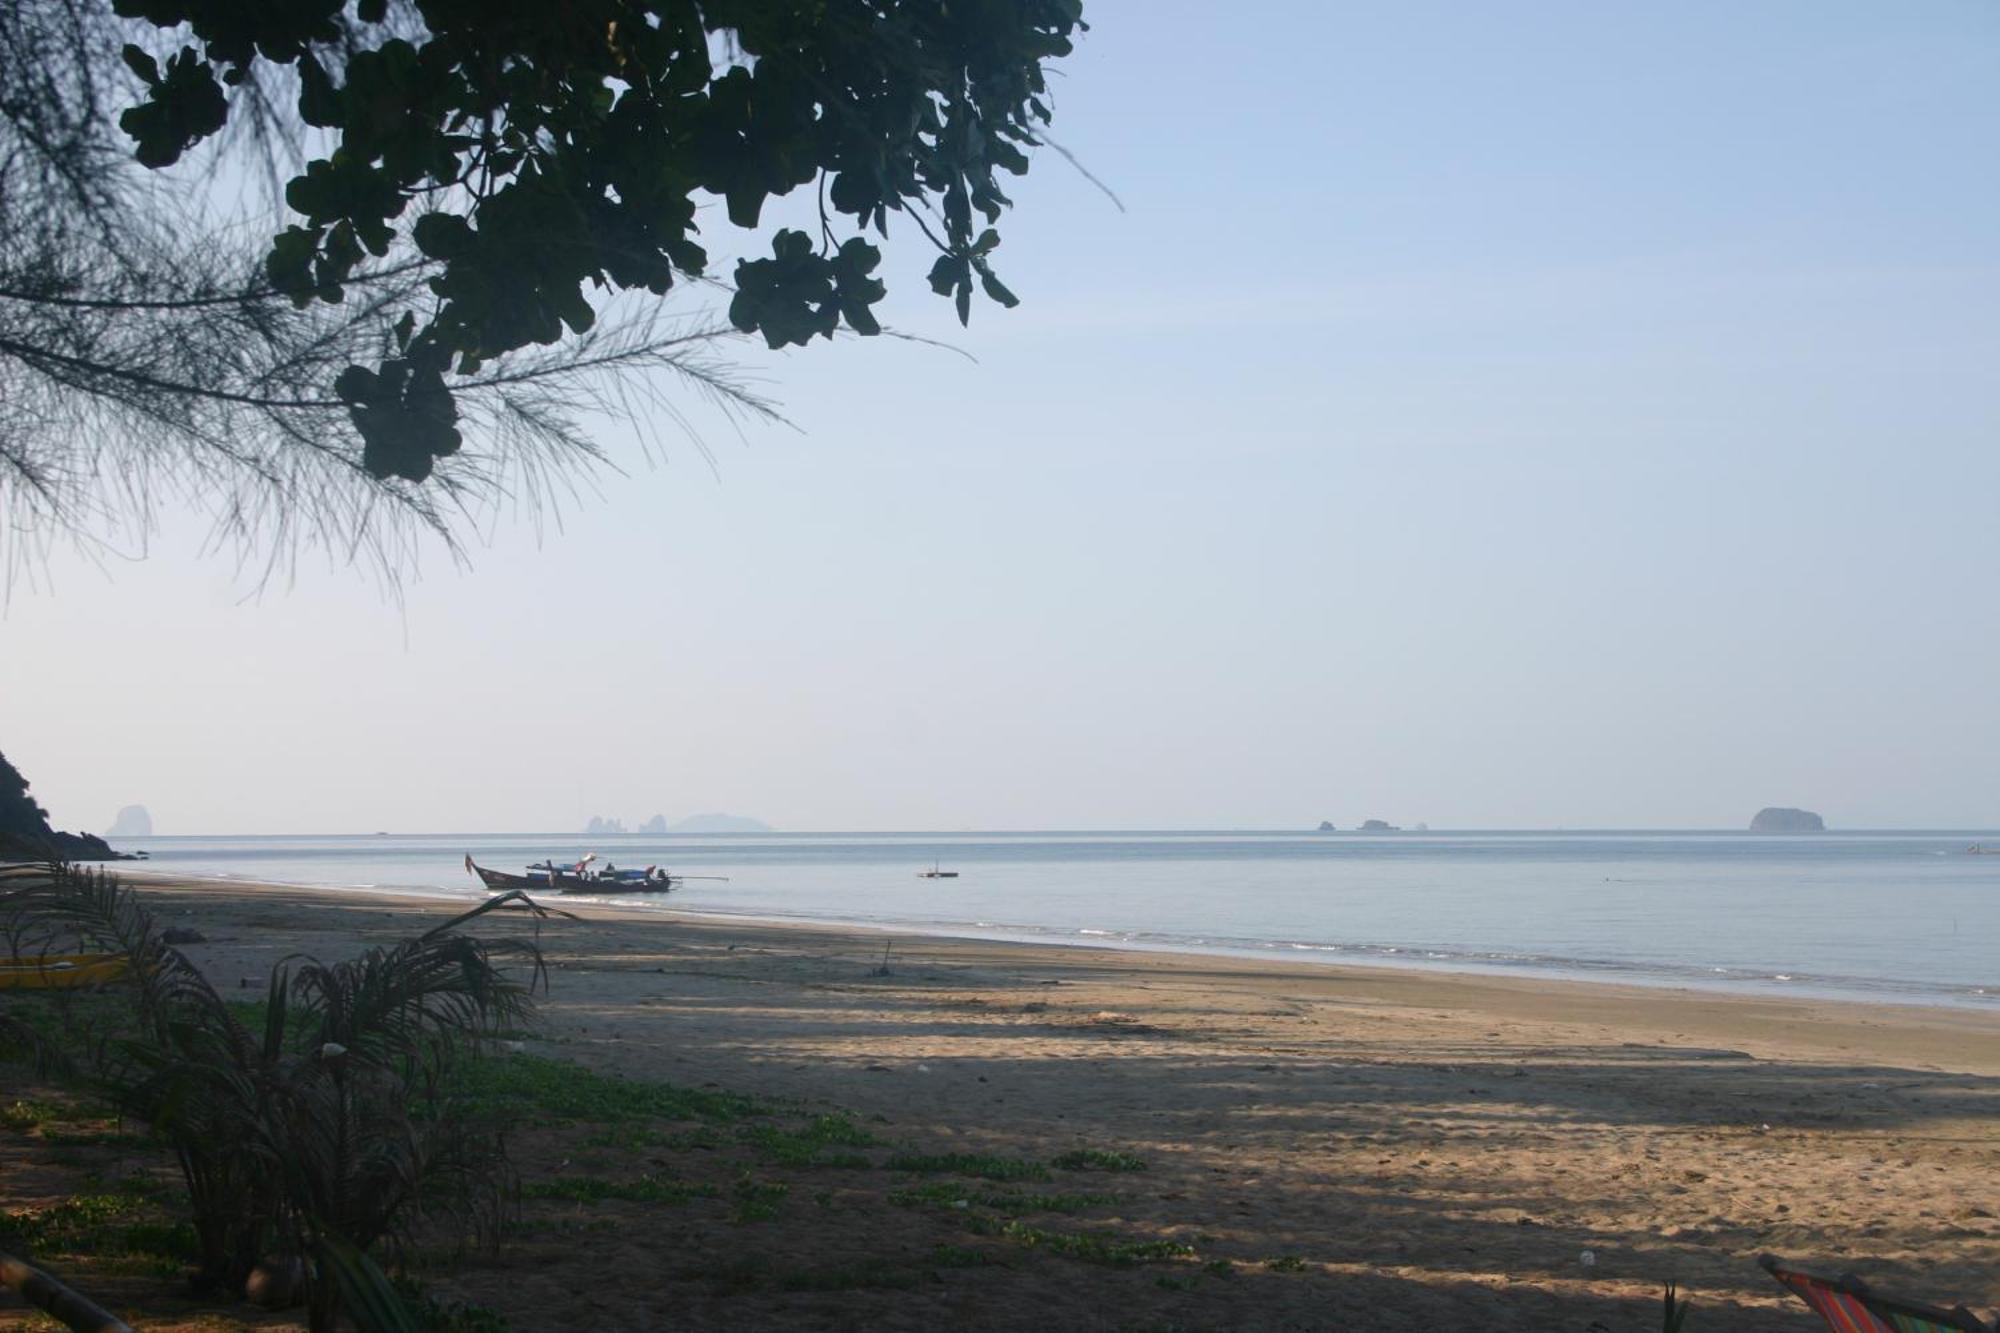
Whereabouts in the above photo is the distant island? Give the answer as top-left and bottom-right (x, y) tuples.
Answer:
(667, 813), (773, 833)
(585, 812), (773, 835)
(106, 804), (153, 837)
(1750, 807), (1825, 833)
(1358, 819), (1400, 832)
(1317, 820), (1336, 831)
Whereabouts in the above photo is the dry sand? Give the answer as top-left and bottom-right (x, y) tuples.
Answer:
(5, 878), (1997, 1331)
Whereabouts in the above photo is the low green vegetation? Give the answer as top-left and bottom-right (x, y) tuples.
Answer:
(776, 1257), (923, 1292)
(890, 1181), (1118, 1216)
(982, 1219), (1195, 1267)
(1, 1190), (199, 1275)
(731, 1173), (790, 1223)
(1, 1097), (64, 1131)
(1264, 1254), (1308, 1272)
(741, 1112), (878, 1167)
(929, 1244), (999, 1268)
(521, 1174), (718, 1206)
(1052, 1147), (1148, 1172)
(451, 1051), (771, 1126)
(392, 1277), (511, 1333)
(885, 1152), (1051, 1181)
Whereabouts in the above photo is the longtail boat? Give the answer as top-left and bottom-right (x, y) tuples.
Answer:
(0, 953), (131, 991)
(463, 855), (726, 895)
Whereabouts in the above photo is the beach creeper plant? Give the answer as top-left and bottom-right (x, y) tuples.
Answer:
(0, 861), (558, 1333)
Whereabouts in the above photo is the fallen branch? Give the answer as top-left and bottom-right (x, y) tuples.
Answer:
(0, 1250), (134, 1332)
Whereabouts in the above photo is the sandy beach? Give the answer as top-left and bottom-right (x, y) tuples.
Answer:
(5, 877), (1998, 1331)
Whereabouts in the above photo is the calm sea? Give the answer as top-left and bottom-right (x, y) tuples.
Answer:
(109, 831), (2000, 1010)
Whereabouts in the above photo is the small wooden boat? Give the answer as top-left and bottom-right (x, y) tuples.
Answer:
(918, 862), (959, 879)
(464, 855), (726, 895)
(0, 953), (131, 991)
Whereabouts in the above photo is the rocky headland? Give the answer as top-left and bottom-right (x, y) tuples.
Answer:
(0, 749), (127, 861)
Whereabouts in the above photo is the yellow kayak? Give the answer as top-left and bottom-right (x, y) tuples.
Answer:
(0, 954), (131, 991)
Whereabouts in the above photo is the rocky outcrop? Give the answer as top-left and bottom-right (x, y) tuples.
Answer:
(1317, 820), (1336, 831)
(1750, 807), (1825, 833)
(106, 805), (153, 837)
(1358, 819), (1400, 832)
(584, 815), (627, 836)
(638, 814), (670, 835)
(0, 750), (126, 861)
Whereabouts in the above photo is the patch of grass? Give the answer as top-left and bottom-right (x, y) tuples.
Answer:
(503, 1217), (620, 1237)
(1052, 1148), (1148, 1173)
(1202, 1259), (1236, 1279)
(4, 1193), (132, 1250)
(577, 1124), (665, 1151)
(1, 1098), (65, 1132)
(886, 1152), (1050, 1182)
(393, 1277), (511, 1332)
(38, 1128), (155, 1149)
(930, 1244), (999, 1268)
(776, 1258), (922, 1292)
(682, 1254), (768, 1293)
(2, 1194), (197, 1265)
(116, 1220), (199, 1260)
(1155, 1274), (1200, 1291)
(111, 1171), (168, 1200)
(731, 1172), (789, 1223)
(522, 1174), (718, 1205)
(0, 993), (133, 1059)
(1264, 1254), (1307, 1272)
(982, 1219), (1194, 1267)
(890, 1181), (1117, 1216)
(451, 1053), (769, 1127)
(742, 1113), (878, 1167)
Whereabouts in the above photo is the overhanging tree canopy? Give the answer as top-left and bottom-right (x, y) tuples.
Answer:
(0, 0), (1084, 570)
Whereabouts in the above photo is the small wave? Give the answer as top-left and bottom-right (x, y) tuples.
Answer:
(1077, 928), (1112, 937)
(1772, 974), (1792, 981)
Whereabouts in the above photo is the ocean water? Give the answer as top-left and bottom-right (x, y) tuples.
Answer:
(107, 830), (2000, 1010)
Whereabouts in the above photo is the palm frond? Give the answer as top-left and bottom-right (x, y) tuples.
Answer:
(2, 865), (551, 1329)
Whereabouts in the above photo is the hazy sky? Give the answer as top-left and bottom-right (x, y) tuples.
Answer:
(5, 1), (1999, 834)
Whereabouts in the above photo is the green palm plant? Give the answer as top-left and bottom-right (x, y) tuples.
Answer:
(1, 862), (559, 1332)
(1662, 1281), (1693, 1332)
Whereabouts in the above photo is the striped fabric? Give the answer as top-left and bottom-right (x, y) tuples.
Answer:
(1770, 1269), (1897, 1333)
(1881, 1314), (1992, 1333)
(1761, 1256), (1994, 1333)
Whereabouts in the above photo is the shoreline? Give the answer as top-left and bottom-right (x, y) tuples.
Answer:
(126, 874), (2000, 1072)
(12, 873), (1997, 1329)
(112, 864), (2000, 1015)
